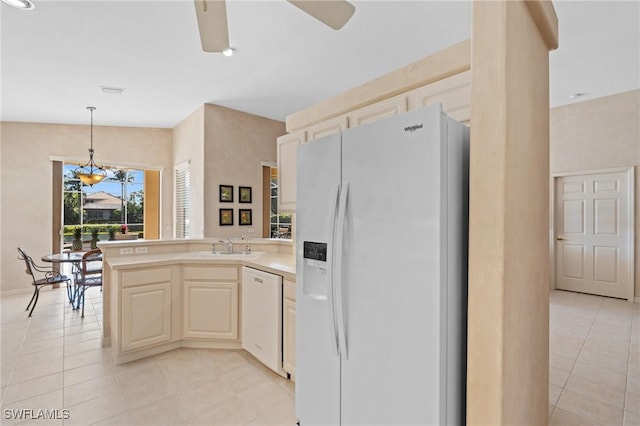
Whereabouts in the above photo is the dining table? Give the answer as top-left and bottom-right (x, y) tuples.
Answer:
(41, 250), (102, 308)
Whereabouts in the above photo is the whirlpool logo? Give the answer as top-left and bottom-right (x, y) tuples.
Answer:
(404, 123), (423, 133)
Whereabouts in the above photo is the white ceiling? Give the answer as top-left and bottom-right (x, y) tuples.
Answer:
(1, 0), (638, 129)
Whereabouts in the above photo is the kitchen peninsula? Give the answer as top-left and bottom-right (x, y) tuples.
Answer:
(98, 238), (295, 374)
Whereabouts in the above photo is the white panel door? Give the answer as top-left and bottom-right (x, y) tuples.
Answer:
(555, 171), (632, 299)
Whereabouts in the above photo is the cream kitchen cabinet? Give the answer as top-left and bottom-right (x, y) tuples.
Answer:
(277, 130), (306, 212)
(307, 114), (348, 141)
(406, 70), (471, 124)
(120, 267), (173, 353)
(183, 266), (239, 341)
(347, 94), (408, 127)
(275, 71), (471, 215)
(277, 117), (348, 213)
(282, 278), (296, 379)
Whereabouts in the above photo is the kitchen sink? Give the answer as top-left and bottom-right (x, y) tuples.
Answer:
(180, 251), (265, 260)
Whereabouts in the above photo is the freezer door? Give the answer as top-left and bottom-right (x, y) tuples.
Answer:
(339, 105), (448, 425)
(295, 133), (342, 425)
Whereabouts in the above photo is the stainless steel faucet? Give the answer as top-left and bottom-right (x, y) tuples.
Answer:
(241, 236), (251, 254)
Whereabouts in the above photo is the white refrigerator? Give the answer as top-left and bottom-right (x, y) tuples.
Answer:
(295, 104), (469, 426)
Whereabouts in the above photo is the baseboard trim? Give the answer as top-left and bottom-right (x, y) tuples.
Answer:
(0, 287), (33, 297)
(1, 283), (76, 298)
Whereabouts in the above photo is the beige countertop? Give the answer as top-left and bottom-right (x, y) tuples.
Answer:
(106, 251), (296, 281)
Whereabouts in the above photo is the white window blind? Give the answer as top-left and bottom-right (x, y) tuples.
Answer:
(175, 162), (190, 239)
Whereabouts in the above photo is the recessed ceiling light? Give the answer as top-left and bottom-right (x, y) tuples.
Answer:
(100, 86), (126, 95)
(2, 0), (35, 10)
(569, 92), (589, 100)
(222, 47), (237, 57)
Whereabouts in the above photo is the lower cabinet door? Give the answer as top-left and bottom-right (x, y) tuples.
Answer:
(283, 298), (296, 377)
(121, 282), (172, 352)
(183, 281), (239, 340)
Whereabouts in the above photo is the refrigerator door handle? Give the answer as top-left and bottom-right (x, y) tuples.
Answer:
(335, 182), (349, 360)
(327, 183), (341, 356)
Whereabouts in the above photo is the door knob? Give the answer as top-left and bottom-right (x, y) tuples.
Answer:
(556, 236), (566, 241)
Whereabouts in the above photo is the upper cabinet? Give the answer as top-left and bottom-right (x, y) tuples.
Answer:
(307, 115), (349, 141)
(407, 71), (471, 124)
(278, 116), (348, 213)
(276, 69), (471, 213)
(277, 130), (306, 212)
(348, 94), (408, 128)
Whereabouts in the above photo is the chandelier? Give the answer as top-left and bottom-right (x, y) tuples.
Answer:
(75, 106), (106, 186)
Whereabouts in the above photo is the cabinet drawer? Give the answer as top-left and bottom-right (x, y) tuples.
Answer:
(283, 278), (296, 301)
(122, 267), (171, 287)
(183, 266), (238, 281)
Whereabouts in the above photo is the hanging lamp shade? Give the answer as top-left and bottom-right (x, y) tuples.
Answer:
(75, 106), (106, 186)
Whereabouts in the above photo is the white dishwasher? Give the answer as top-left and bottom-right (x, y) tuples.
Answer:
(241, 266), (285, 377)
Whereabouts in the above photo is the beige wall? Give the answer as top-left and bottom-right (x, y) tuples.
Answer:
(172, 106), (205, 238)
(203, 104), (284, 238)
(467, 1), (555, 423)
(550, 89), (640, 298)
(0, 121), (173, 293)
(171, 104), (283, 240)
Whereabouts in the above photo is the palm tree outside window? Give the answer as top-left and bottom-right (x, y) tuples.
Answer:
(106, 170), (135, 226)
(62, 164), (145, 244)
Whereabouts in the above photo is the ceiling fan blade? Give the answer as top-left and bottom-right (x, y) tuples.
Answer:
(193, 0), (229, 52)
(287, 0), (355, 30)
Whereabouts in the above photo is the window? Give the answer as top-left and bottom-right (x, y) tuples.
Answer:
(62, 164), (145, 244)
(269, 167), (291, 239)
(175, 162), (191, 239)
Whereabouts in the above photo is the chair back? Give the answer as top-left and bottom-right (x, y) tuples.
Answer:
(81, 248), (102, 281)
(17, 248), (37, 284)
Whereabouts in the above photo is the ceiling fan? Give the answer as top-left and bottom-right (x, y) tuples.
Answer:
(194, 0), (356, 53)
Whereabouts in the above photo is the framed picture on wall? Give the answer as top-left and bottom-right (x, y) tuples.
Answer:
(219, 185), (233, 202)
(239, 209), (252, 226)
(239, 186), (252, 203)
(219, 208), (234, 226)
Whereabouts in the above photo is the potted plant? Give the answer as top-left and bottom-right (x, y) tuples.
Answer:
(72, 227), (83, 251)
(90, 227), (100, 249)
(108, 226), (116, 241)
(115, 224), (138, 240)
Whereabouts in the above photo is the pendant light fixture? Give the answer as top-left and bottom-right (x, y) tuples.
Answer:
(75, 107), (106, 186)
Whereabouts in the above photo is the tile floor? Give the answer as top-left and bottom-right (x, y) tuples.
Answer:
(1, 287), (638, 425)
(548, 290), (639, 425)
(1, 287), (296, 425)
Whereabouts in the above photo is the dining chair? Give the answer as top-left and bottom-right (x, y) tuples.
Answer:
(17, 247), (71, 317)
(75, 248), (102, 318)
